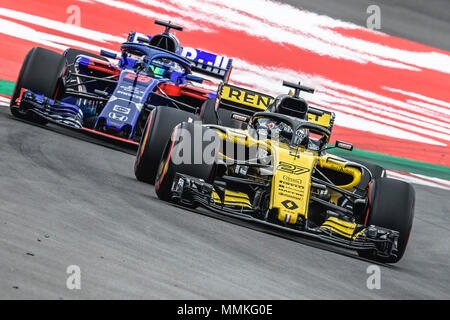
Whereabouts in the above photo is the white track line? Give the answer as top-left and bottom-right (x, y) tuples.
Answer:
(386, 170), (450, 190)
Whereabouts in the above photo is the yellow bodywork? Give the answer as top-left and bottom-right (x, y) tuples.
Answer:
(220, 84), (274, 111)
(212, 189), (252, 208)
(211, 83), (362, 224)
(320, 216), (362, 239)
(211, 127), (362, 225)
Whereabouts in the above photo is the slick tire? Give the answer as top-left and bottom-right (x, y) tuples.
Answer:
(10, 47), (66, 125)
(155, 122), (219, 202)
(199, 98), (219, 125)
(134, 106), (200, 184)
(358, 177), (415, 263)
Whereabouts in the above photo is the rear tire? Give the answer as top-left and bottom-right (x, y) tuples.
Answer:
(155, 122), (219, 202)
(10, 47), (66, 125)
(134, 106), (200, 184)
(200, 98), (219, 125)
(358, 177), (415, 263)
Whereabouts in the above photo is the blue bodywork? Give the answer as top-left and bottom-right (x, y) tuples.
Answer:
(17, 29), (232, 143)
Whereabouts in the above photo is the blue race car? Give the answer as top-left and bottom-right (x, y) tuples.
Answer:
(10, 20), (232, 148)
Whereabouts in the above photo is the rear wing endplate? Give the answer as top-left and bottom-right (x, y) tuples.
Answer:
(218, 83), (274, 115)
(306, 106), (335, 132)
(217, 83), (335, 131)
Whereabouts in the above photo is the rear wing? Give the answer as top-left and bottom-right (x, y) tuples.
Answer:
(217, 83), (335, 131)
(180, 47), (232, 82)
(218, 83), (274, 115)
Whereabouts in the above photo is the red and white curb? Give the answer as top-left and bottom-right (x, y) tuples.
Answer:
(386, 170), (450, 191)
(0, 0), (448, 165)
(0, 95), (10, 104)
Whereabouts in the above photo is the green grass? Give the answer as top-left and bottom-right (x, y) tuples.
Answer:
(0, 79), (14, 96)
(329, 148), (450, 180)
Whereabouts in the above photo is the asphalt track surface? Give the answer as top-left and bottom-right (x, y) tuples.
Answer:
(280, 0), (450, 51)
(1, 1), (450, 299)
(0, 103), (449, 299)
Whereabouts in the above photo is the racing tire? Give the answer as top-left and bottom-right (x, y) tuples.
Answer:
(134, 106), (200, 184)
(358, 177), (415, 263)
(10, 47), (66, 125)
(200, 98), (243, 129)
(155, 122), (219, 202)
(199, 98), (219, 125)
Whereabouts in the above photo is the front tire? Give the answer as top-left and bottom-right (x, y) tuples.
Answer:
(359, 177), (415, 263)
(155, 122), (219, 202)
(134, 106), (200, 184)
(10, 47), (66, 124)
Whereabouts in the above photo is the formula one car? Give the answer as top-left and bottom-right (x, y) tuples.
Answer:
(145, 81), (415, 263)
(10, 20), (232, 148)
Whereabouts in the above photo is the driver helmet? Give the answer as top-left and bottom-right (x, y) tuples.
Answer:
(148, 64), (167, 77)
(293, 126), (309, 147)
(149, 58), (185, 78)
(253, 119), (293, 144)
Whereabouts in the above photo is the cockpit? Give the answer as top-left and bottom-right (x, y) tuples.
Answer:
(121, 20), (190, 81)
(247, 81), (334, 151)
(250, 116), (309, 147)
(134, 56), (186, 79)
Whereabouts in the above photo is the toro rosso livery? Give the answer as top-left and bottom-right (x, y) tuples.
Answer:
(10, 20), (232, 146)
(145, 81), (415, 263)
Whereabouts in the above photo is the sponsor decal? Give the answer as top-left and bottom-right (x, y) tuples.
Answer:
(276, 173), (305, 203)
(277, 161), (310, 175)
(112, 105), (131, 115)
(281, 199), (298, 210)
(283, 175), (302, 184)
(124, 73), (151, 83)
(181, 47), (230, 76)
(116, 90), (133, 98)
(289, 149), (301, 158)
(221, 84), (274, 110)
(119, 85), (145, 95)
(232, 113), (250, 122)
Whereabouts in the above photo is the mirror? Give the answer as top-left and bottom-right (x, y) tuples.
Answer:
(335, 140), (353, 151)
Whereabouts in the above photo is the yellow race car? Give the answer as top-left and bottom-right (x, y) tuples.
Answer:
(144, 81), (415, 263)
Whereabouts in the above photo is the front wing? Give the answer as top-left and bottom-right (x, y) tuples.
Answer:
(13, 89), (139, 147)
(170, 173), (400, 261)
